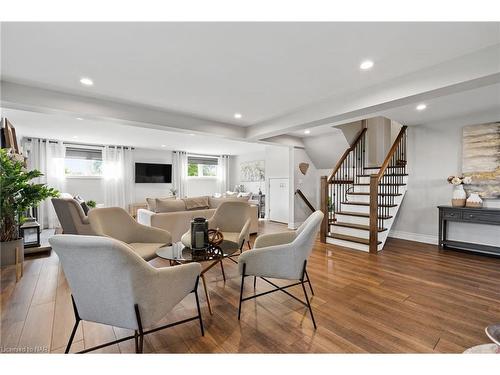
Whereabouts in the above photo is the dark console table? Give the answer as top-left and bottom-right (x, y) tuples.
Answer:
(438, 205), (500, 256)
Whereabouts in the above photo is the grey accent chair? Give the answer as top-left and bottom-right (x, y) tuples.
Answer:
(237, 210), (324, 329)
(51, 197), (96, 235)
(49, 234), (203, 353)
(181, 201), (252, 251)
(88, 207), (172, 261)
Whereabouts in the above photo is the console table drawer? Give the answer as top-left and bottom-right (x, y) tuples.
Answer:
(442, 210), (462, 220)
(462, 211), (500, 224)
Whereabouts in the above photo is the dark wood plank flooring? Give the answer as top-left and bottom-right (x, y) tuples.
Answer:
(1, 221), (499, 353)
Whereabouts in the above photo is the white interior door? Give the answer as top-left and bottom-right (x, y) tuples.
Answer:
(268, 178), (289, 224)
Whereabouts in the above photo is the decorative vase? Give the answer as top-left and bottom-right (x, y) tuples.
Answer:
(466, 192), (483, 208)
(451, 185), (466, 207)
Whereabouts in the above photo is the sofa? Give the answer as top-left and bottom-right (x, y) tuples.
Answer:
(137, 196), (259, 242)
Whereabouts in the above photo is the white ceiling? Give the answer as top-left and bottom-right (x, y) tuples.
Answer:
(2, 22), (499, 126)
(290, 83), (500, 138)
(0, 108), (266, 155)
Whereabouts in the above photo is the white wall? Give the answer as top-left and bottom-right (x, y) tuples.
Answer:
(230, 145), (291, 220)
(390, 110), (500, 246)
(302, 129), (349, 169)
(229, 151), (267, 194)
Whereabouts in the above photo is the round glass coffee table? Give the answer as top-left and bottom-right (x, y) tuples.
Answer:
(156, 241), (240, 314)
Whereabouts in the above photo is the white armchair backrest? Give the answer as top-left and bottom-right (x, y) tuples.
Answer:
(210, 201), (251, 233)
(50, 234), (153, 329)
(88, 207), (137, 243)
(50, 234), (200, 331)
(292, 210), (324, 262)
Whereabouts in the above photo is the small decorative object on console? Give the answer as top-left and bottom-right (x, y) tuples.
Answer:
(466, 192), (483, 208)
(190, 217), (208, 250)
(447, 175), (471, 207)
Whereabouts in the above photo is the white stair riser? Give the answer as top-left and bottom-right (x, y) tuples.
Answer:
(326, 237), (369, 252)
(334, 214), (369, 225)
(358, 175), (408, 184)
(346, 194), (370, 203)
(331, 225), (391, 242)
(331, 225), (370, 239)
(326, 237), (384, 252)
(363, 168), (380, 173)
(352, 184), (407, 194)
(339, 203), (369, 214)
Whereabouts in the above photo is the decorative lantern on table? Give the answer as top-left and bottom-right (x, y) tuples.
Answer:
(190, 217), (208, 250)
(19, 218), (41, 248)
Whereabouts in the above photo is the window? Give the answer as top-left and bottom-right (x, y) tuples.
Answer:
(187, 155), (218, 177)
(64, 147), (103, 177)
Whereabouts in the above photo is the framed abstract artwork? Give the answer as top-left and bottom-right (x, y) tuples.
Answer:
(462, 122), (500, 199)
(240, 160), (265, 182)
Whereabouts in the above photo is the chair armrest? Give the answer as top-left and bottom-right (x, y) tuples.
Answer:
(137, 209), (155, 226)
(238, 243), (300, 279)
(238, 218), (252, 245)
(131, 223), (172, 244)
(137, 262), (201, 327)
(253, 231), (296, 249)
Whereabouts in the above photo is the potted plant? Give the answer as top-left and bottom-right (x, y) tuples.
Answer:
(1, 149), (59, 266)
(85, 200), (97, 209)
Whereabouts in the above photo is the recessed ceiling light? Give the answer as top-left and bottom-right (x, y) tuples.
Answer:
(234, 113), (242, 119)
(304, 129), (311, 134)
(416, 103), (427, 111)
(188, 133), (195, 136)
(161, 144), (166, 147)
(72, 136), (78, 139)
(360, 60), (374, 70)
(76, 117), (83, 121)
(80, 77), (94, 86)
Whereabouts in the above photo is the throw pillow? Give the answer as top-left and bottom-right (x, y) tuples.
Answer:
(182, 196), (210, 210)
(73, 195), (90, 215)
(155, 198), (186, 213)
(146, 196), (175, 212)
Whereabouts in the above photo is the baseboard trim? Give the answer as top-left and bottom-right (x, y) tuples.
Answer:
(288, 222), (303, 230)
(388, 230), (438, 245)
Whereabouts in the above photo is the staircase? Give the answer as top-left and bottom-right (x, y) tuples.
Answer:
(320, 124), (408, 253)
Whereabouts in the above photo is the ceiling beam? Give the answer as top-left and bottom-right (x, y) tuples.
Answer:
(0, 80), (246, 139)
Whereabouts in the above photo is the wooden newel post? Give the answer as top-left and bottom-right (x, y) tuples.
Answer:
(320, 176), (328, 243)
(369, 175), (379, 253)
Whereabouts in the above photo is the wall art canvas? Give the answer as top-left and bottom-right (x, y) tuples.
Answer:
(240, 160), (265, 182)
(462, 122), (500, 199)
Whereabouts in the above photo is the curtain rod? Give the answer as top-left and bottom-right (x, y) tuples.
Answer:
(24, 137), (134, 150)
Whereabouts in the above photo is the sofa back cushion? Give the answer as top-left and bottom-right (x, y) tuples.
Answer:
(147, 197), (175, 212)
(182, 196), (210, 210)
(208, 196), (250, 208)
(155, 198), (186, 213)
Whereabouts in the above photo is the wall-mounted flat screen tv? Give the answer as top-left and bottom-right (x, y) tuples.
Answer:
(135, 163), (172, 183)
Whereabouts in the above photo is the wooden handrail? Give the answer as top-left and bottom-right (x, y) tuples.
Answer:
(369, 125), (408, 253)
(327, 126), (367, 182)
(375, 125), (408, 182)
(295, 189), (315, 213)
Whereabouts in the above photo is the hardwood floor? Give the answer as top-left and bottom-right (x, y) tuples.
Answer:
(1, 220), (499, 353)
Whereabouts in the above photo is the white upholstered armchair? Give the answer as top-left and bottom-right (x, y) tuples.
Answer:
(237, 210), (324, 329)
(89, 207), (172, 261)
(49, 235), (203, 353)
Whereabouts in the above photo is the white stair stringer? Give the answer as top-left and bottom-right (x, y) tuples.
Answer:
(327, 184), (407, 252)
